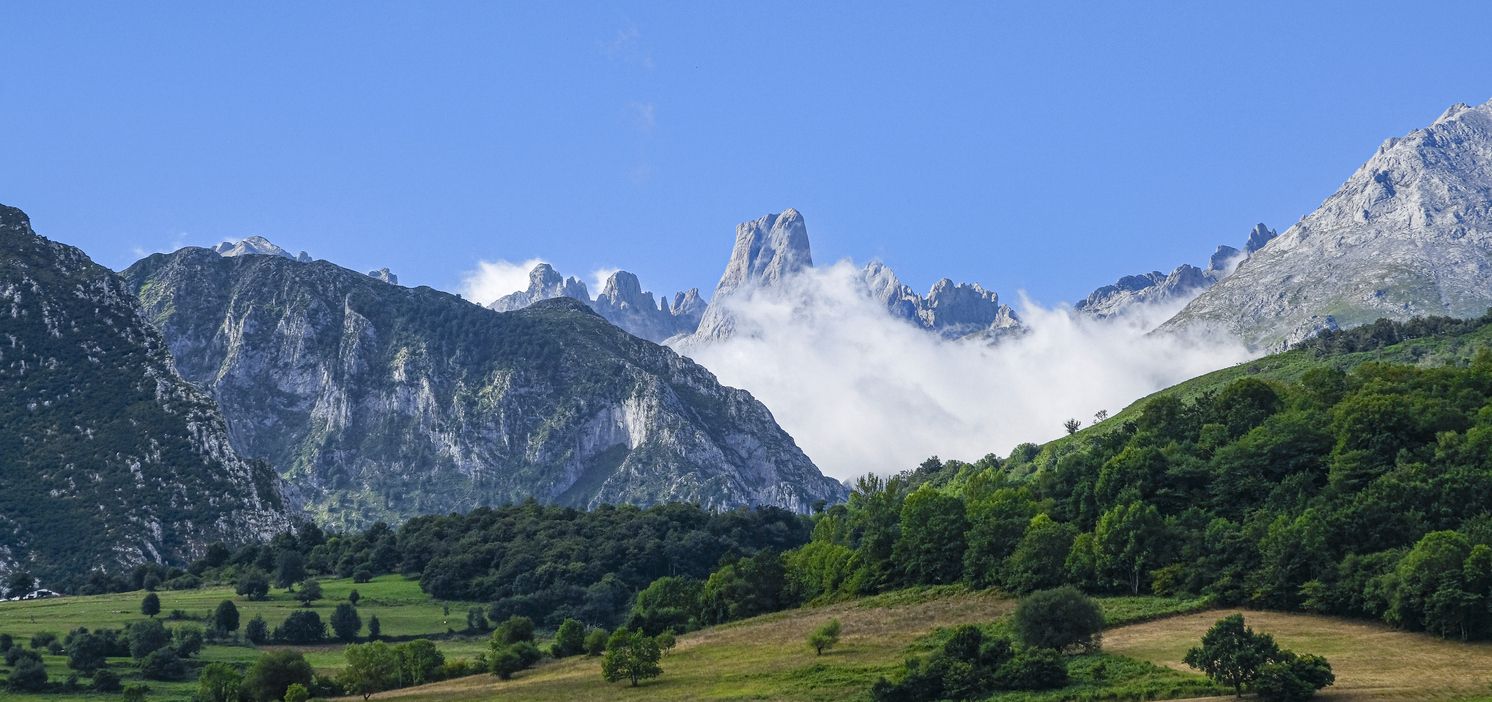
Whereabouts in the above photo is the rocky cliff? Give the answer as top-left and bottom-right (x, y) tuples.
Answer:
(1164, 99), (1492, 349)
(124, 249), (845, 528)
(1076, 224), (1277, 319)
(487, 263), (703, 343)
(0, 205), (289, 588)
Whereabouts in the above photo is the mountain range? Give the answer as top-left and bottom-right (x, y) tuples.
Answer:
(123, 246), (845, 529)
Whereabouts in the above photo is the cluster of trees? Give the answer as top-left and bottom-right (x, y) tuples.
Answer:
(1185, 615), (1333, 701)
(1, 617), (208, 693)
(747, 352), (1492, 640)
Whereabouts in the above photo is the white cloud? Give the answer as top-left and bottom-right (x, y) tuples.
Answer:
(602, 23), (655, 70)
(459, 258), (546, 305)
(675, 262), (1254, 480)
(627, 101), (656, 133)
(590, 267), (621, 295)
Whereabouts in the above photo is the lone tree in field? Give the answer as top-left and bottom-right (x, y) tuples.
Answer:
(331, 603), (362, 642)
(1012, 586), (1103, 652)
(602, 628), (663, 687)
(1184, 614), (1281, 696)
(141, 592), (161, 618)
(213, 600), (240, 636)
(808, 618), (842, 655)
(296, 580), (322, 607)
(1063, 418), (1082, 435)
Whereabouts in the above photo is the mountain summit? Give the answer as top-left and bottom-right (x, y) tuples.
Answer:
(1164, 98), (1492, 348)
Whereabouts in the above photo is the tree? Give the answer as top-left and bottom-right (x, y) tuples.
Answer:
(284, 683), (310, 702)
(122, 683), (150, 702)
(892, 488), (968, 585)
(141, 648), (189, 680)
(7, 655), (49, 692)
(1184, 614), (1282, 696)
(331, 603), (362, 642)
(551, 618), (586, 658)
(584, 628), (609, 656)
(490, 641), (542, 680)
(466, 606), (489, 633)
(807, 618), (842, 655)
(214, 600), (240, 636)
(174, 626), (205, 658)
(492, 615), (535, 645)
(1254, 652), (1334, 702)
(1004, 514), (1078, 594)
(1064, 418), (1082, 435)
(128, 619), (172, 658)
(368, 614), (382, 641)
(241, 650), (313, 702)
(4, 571), (35, 598)
(602, 628), (663, 687)
(245, 615), (269, 645)
(275, 551), (307, 590)
(340, 641), (400, 699)
(196, 662), (244, 702)
(237, 569), (271, 601)
(1012, 586), (1104, 652)
(396, 639), (445, 686)
(1094, 409), (1109, 423)
(66, 631), (109, 672)
(141, 592), (161, 618)
(273, 611), (326, 644)
(349, 589), (362, 606)
(1093, 501), (1168, 594)
(296, 579), (322, 607)
(92, 668), (122, 692)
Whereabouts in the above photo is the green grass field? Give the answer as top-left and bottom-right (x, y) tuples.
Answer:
(0, 575), (487, 701)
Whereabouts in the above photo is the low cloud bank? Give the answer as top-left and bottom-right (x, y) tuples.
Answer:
(459, 258), (547, 304)
(676, 262), (1253, 480)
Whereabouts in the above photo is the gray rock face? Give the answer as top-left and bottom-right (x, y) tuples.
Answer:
(1164, 99), (1492, 349)
(862, 261), (1022, 340)
(124, 249), (845, 528)
(367, 267), (398, 285)
(212, 235), (311, 262)
(692, 209), (814, 340)
(485, 264), (703, 343)
(1, 205), (289, 586)
(1076, 224), (1276, 319)
(488, 263), (591, 312)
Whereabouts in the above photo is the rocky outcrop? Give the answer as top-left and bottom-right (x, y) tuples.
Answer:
(692, 209), (815, 340)
(124, 249), (846, 528)
(0, 205), (289, 588)
(1164, 99), (1492, 349)
(485, 264), (700, 343)
(367, 268), (398, 285)
(212, 235), (311, 262)
(862, 261), (1021, 340)
(1077, 224), (1277, 319)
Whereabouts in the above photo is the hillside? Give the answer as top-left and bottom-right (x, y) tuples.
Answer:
(123, 247), (845, 528)
(0, 204), (288, 590)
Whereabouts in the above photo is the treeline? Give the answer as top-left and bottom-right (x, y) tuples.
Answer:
(59, 502), (812, 632)
(648, 351), (1492, 642)
(1292, 310), (1492, 357)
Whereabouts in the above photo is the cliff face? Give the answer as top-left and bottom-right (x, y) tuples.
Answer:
(1165, 100), (1492, 349)
(125, 248), (846, 529)
(0, 205), (288, 588)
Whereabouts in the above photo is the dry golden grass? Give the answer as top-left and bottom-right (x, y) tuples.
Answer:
(353, 588), (1012, 701)
(1105, 608), (1492, 701)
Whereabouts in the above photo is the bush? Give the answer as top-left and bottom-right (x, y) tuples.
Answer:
(273, 610), (326, 644)
(1011, 586), (1104, 652)
(284, 682), (310, 702)
(490, 642), (542, 680)
(30, 631), (57, 649)
(242, 650), (314, 702)
(551, 618), (586, 658)
(237, 569), (271, 600)
(5, 646), (40, 666)
(141, 648), (190, 680)
(1254, 652), (1335, 702)
(93, 668), (123, 692)
(245, 614), (269, 644)
(174, 626), (205, 658)
(994, 647), (1069, 690)
(128, 619), (172, 658)
(196, 662), (244, 702)
(353, 569), (374, 583)
(808, 618), (842, 655)
(492, 615), (535, 645)
(123, 683), (150, 702)
(7, 655), (50, 692)
(584, 627), (609, 656)
(0, 632), (12, 651)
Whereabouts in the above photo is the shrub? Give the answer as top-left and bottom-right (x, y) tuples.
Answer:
(273, 611), (326, 644)
(174, 626), (205, 658)
(584, 627), (609, 656)
(492, 615), (535, 645)
(1011, 586), (1104, 652)
(1254, 652), (1335, 702)
(141, 648), (190, 680)
(30, 631), (57, 649)
(550, 618), (586, 658)
(242, 650), (314, 702)
(490, 642), (542, 680)
(353, 569), (373, 583)
(808, 618), (842, 655)
(93, 668), (123, 692)
(236, 569), (270, 600)
(7, 655), (50, 692)
(123, 683), (150, 702)
(994, 647), (1069, 690)
(196, 662), (243, 702)
(128, 619), (172, 658)
(284, 683), (310, 702)
(245, 614), (269, 644)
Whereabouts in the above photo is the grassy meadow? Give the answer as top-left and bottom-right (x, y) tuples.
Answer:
(0, 575), (487, 701)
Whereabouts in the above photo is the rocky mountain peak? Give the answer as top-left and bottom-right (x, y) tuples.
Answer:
(212, 235), (311, 262)
(489, 263), (590, 313)
(714, 208), (813, 296)
(367, 267), (398, 284)
(1244, 223), (1278, 253)
(1163, 98), (1492, 349)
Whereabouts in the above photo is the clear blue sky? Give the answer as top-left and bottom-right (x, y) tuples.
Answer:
(4, 2), (1491, 304)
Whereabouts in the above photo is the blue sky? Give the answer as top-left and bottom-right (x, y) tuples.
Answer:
(4, 2), (1491, 304)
